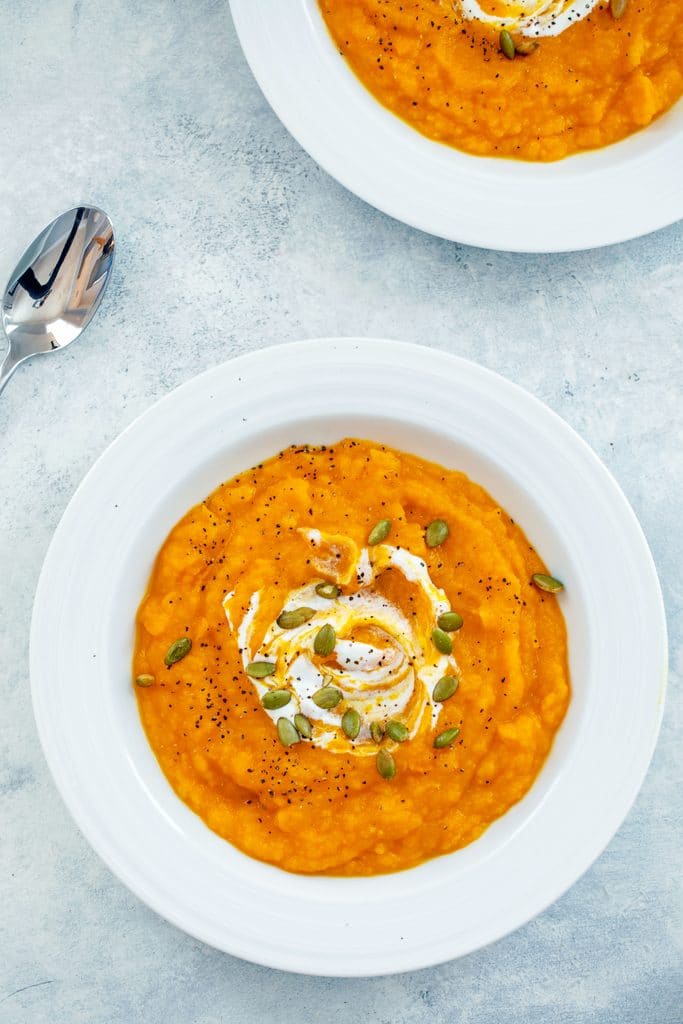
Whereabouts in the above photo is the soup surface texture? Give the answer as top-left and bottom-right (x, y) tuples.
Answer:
(134, 439), (570, 876)
(317, 0), (683, 161)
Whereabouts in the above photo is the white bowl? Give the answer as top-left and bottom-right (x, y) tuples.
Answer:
(31, 339), (667, 975)
(229, 0), (683, 252)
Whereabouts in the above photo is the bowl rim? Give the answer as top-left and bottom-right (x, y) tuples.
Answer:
(30, 338), (668, 975)
(229, 0), (683, 253)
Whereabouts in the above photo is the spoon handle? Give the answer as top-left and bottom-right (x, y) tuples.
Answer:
(0, 346), (21, 395)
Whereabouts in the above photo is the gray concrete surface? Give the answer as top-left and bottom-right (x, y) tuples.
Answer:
(1, 2), (681, 1021)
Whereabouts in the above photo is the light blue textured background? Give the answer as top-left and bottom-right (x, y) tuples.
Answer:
(1, 2), (681, 1021)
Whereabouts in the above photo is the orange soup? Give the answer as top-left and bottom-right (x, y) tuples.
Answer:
(134, 439), (570, 875)
(318, 0), (683, 160)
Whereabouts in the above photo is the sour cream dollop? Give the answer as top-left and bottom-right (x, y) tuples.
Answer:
(453, 0), (600, 37)
(224, 531), (460, 756)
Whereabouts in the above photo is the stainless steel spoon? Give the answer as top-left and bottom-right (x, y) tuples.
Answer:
(0, 206), (115, 395)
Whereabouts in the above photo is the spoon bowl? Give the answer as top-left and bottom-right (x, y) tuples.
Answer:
(1, 206), (114, 393)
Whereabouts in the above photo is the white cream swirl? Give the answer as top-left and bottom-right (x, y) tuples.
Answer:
(224, 532), (460, 755)
(453, 0), (600, 37)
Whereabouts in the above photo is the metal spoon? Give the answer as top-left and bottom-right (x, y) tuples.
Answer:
(0, 206), (115, 395)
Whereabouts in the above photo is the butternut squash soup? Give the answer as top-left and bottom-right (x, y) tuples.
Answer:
(133, 439), (570, 875)
(318, 0), (683, 160)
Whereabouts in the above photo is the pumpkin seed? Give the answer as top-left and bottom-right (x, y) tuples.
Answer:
(386, 720), (409, 743)
(277, 717), (300, 747)
(437, 611), (463, 632)
(376, 747), (396, 780)
(261, 689), (291, 710)
(500, 29), (515, 59)
(164, 637), (192, 666)
(531, 573), (564, 594)
(294, 713), (313, 739)
(314, 623), (336, 656)
(277, 606), (316, 629)
(135, 673), (155, 688)
(432, 627), (453, 655)
(434, 727), (460, 749)
(432, 675), (459, 703)
(610, 0), (627, 17)
(370, 721), (384, 744)
(247, 661), (276, 678)
(312, 684), (343, 709)
(425, 519), (449, 548)
(342, 708), (361, 740)
(515, 38), (540, 55)
(368, 518), (391, 545)
(315, 582), (340, 600)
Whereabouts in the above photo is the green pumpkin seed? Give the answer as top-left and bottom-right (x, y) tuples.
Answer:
(294, 713), (313, 739)
(164, 637), (192, 666)
(277, 606), (316, 629)
(437, 611), (463, 632)
(261, 689), (291, 710)
(432, 627), (453, 655)
(315, 582), (341, 599)
(386, 720), (409, 743)
(247, 661), (276, 678)
(434, 727), (460, 749)
(370, 721), (384, 744)
(425, 519), (449, 548)
(314, 623), (336, 656)
(342, 708), (361, 740)
(135, 673), (155, 688)
(277, 717), (300, 747)
(376, 747), (396, 780)
(432, 675), (459, 703)
(312, 685), (343, 709)
(368, 518), (391, 545)
(610, 0), (627, 17)
(500, 29), (515, 59)
(531, 573), (564, 594)
(515, 38), (540, 55)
